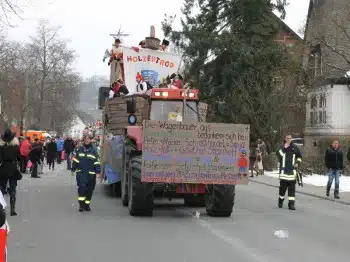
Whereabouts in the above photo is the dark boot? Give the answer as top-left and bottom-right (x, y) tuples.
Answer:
(278, 198), (284, 208)
(288, 200), (296, 210)
(326, 184), (331, 197)
(334, 184), (340, 199)
(78, 201), (84, 212)
(10, 197), (17, 216)
(84, 203), (91, 212)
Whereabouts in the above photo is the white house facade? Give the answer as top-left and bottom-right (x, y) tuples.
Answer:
(304, 84), (350, 156)
(64, 115), (86, 139)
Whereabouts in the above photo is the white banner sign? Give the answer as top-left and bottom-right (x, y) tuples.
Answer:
(122, 47), (182, 94)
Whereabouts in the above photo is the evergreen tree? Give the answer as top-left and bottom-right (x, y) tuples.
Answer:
(163, 0), (304, 150)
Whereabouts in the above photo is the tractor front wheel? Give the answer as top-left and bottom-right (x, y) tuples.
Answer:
(128, 155), (154, 216)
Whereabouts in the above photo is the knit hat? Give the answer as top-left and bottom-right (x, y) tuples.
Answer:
(2, 128), (14, 141)
(136, 72), (143, 81)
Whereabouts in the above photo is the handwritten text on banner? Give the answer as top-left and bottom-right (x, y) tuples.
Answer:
(141, 120), (250, 185)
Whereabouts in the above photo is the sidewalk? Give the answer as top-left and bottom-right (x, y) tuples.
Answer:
(249, 175), (350, 205)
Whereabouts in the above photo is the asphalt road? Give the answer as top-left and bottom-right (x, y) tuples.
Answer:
(6, 164), (350, 262)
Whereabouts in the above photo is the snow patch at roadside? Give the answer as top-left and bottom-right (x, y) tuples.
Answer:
(264, 171), (350, 192)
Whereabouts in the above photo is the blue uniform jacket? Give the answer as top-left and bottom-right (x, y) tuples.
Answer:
(72, 145), (100, 179)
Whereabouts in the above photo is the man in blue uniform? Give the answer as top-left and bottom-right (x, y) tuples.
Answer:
(71, 135), (100, 212)
(276, 134), (302, 210)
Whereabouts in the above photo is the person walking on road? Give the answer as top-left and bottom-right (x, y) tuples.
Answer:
(19, 136), (31, 173)
(29, 138), (43, 179)
(276, 134), (302, 210)
(46, 138), (57, 170)
(56, 136), (64, 164)
(0, 129), (22, 216)
(325, 140), (343, 199)
(71, 136), (100, 212)
(64, 136), (75, 170)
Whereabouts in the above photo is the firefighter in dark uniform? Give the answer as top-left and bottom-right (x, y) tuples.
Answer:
(71, 135), (100, 212)
(276, 134), (302, 210)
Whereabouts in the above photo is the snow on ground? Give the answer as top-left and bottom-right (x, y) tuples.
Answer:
(265, 171), (350, 192)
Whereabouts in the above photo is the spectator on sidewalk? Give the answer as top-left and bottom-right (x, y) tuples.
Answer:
(29, 138), (42, 179)
(0, 128), (22, 216)
(56, 136), (64, 164)
(19, 136), (31, 173)
(64, 136), (75, 170)
(325, 140), (343, 199)
(46, 138), (57, 170)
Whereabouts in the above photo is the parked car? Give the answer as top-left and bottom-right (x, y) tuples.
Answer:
(292, 138), (304, 154)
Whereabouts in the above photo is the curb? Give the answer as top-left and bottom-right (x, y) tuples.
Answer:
(249, 179), (350, 206)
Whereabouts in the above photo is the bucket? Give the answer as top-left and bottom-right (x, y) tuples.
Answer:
(145, 37), (161, 50)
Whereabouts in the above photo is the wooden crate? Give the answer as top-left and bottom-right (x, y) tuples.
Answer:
(103, 95), (150, 135)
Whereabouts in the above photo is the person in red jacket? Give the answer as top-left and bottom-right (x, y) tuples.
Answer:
(19, 137), (31, 173)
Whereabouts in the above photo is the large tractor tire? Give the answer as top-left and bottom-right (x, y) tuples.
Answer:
(205, 185), (235, 217)
(128, 155), (154, 216)
(184, 195), (206, 207)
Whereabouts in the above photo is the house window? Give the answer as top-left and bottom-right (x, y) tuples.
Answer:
(323, 111), (327, 124)
(319, 95), (326, 108)
(310, 112), (314, 125)
(310, 44), (322, 77)
(311, 97), (317, 109)
(315, 53), (322, 77)
(314, 111), (318, 124)
(319, 111), (322, 123)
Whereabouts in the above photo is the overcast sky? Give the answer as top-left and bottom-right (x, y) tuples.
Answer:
(4, 0), (310, 79)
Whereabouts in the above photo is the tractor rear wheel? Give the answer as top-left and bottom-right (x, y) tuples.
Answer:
(205, 185), (235, 217)
(128, 155), (154, 216)
(184, 195), (206, 207)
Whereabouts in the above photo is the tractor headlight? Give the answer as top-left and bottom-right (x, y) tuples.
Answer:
(128, 114), (137, 125)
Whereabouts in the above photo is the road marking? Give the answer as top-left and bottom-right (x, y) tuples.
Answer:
(180, 210), (274, 262)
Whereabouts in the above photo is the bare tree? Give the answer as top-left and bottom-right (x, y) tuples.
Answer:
(0, 19), (81, 133)
(0, 0), (23, 27)
(26, 19), (78, 128)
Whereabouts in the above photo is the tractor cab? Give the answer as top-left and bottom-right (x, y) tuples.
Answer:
(126, 88), (200, 123)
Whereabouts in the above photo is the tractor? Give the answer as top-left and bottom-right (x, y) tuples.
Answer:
(116, 88), (236, 217)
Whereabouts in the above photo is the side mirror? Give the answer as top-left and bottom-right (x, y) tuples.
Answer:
(126, 97), (136, 114)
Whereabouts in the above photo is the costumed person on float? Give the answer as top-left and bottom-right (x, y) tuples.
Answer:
(109, 79), (129, 98)
(136, 72), (148, 94)
(71, 135), (100, 212)
(169, 73), (183, 89)
(159, 39), (170, 51)
(108, 39), (125, 84)
(138, 40), (146, 48)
